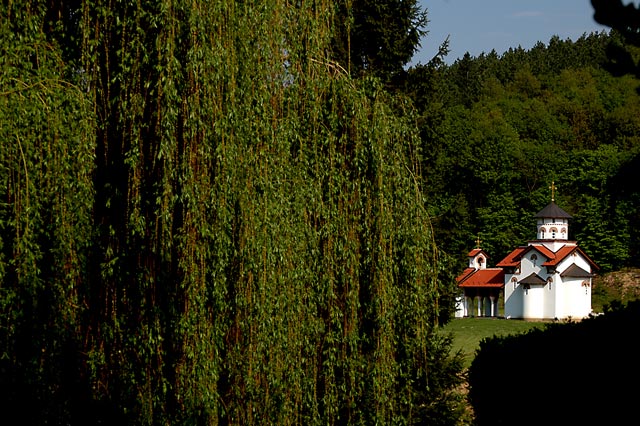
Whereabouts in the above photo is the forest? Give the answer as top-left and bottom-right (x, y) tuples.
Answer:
(0, 0), (638, 424)
(403, 31), (640, 275)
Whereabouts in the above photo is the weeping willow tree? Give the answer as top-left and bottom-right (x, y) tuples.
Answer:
(0, 1), (96, 421)
(0, 1), (464, 424)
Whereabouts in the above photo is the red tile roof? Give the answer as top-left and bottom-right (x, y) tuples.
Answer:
(542, 245), (599, 270)
(457, 268), (505, 288)
(456, 267), (476, 283)
(532, 244), (555, 259)
(496, 243), (599, 271)
(496, 247), (528, 267)
(467, 248), (489, 258)
(541, 245), (576, 266)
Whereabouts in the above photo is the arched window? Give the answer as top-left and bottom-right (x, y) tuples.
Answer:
(550, 227), (558, 239)
(531, 254), (538, 266)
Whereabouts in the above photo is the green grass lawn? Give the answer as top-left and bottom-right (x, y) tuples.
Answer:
(440, 317), (548, 368)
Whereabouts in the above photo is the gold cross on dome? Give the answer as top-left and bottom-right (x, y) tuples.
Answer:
(549, 181), (557, 202)
(475, 235), (482, 248)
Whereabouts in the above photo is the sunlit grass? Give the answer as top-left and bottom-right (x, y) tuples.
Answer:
(440, 317), (547, 368)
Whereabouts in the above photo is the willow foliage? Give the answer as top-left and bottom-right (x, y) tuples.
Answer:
(1, 1), (462, 424)
(0, 2), (95, 420)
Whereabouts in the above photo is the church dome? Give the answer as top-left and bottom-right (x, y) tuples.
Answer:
(534, 201), (571, 242)
(534, 201), (572, 219)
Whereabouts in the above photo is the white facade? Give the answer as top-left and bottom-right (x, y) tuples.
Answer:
(457, 201), (597, 320)
(500, 201), (597, 320)
(537, 217), (569, 241)
(502, 245), (593, 319)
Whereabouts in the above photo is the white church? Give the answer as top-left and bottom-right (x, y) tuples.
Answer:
(456, 186), (599, 320)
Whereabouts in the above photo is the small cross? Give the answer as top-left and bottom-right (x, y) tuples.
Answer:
(549, 181), (557, 202)
(475, 235), (482, 248)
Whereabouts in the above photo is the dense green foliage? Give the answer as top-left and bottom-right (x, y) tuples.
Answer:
(592, 0), (640, 79)
(0, 2), (95, 421)
(403, 31), (640, 273)
(468, 301), (640, 425)
(3, 1), (640, 424)
(0, 1), (464, 424)
(331, 0), (428, 81)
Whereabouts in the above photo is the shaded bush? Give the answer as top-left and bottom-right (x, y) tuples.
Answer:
(468, 301), (640, 425)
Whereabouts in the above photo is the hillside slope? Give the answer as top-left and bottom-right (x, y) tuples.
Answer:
(593, 268), (640, 311)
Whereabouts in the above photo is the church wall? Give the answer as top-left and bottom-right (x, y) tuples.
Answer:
(543, 274), (558, 319)
(580, 281), (592, 317)
(562, 277), (574, 319)
(503, 270), (593, 320)
(561, 277), (592, 319)
(553, 274), (569, 319)
(504, 275), (522, 318)
(557, 255), (593, 319)
(522, 255), (546, 279)
(567, 253), (591, 272)
(520, 256), (546, 319)
(522, 284), (545, 319)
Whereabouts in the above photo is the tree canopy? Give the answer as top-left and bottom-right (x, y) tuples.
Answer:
(331, 0), (428, 81)
(403, 30), (640, 273)
(2, 1), (640, 424)
(0, 1), (464, 424)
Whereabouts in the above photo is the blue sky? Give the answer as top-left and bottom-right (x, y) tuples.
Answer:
(411, 0), (611, 65)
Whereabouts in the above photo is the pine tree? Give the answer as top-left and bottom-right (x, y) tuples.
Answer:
(332, 0), (428, 81)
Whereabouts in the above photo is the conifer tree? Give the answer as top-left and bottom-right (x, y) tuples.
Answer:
(332, 0), (428, 81)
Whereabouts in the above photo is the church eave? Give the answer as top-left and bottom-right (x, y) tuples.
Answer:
(519, 272), (547, 285)
(560, 264), (595, 278)
(459, 282), (504, 288)
(542, 246), (599, 270)
(496, 247), (528, 267)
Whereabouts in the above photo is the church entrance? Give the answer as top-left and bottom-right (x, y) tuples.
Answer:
(462, 288), (502, 317)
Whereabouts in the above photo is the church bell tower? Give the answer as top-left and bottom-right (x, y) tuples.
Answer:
(534, 181), (574, 250)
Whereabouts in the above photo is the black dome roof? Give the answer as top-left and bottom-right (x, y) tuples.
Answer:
(534, 202), (572, 219)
